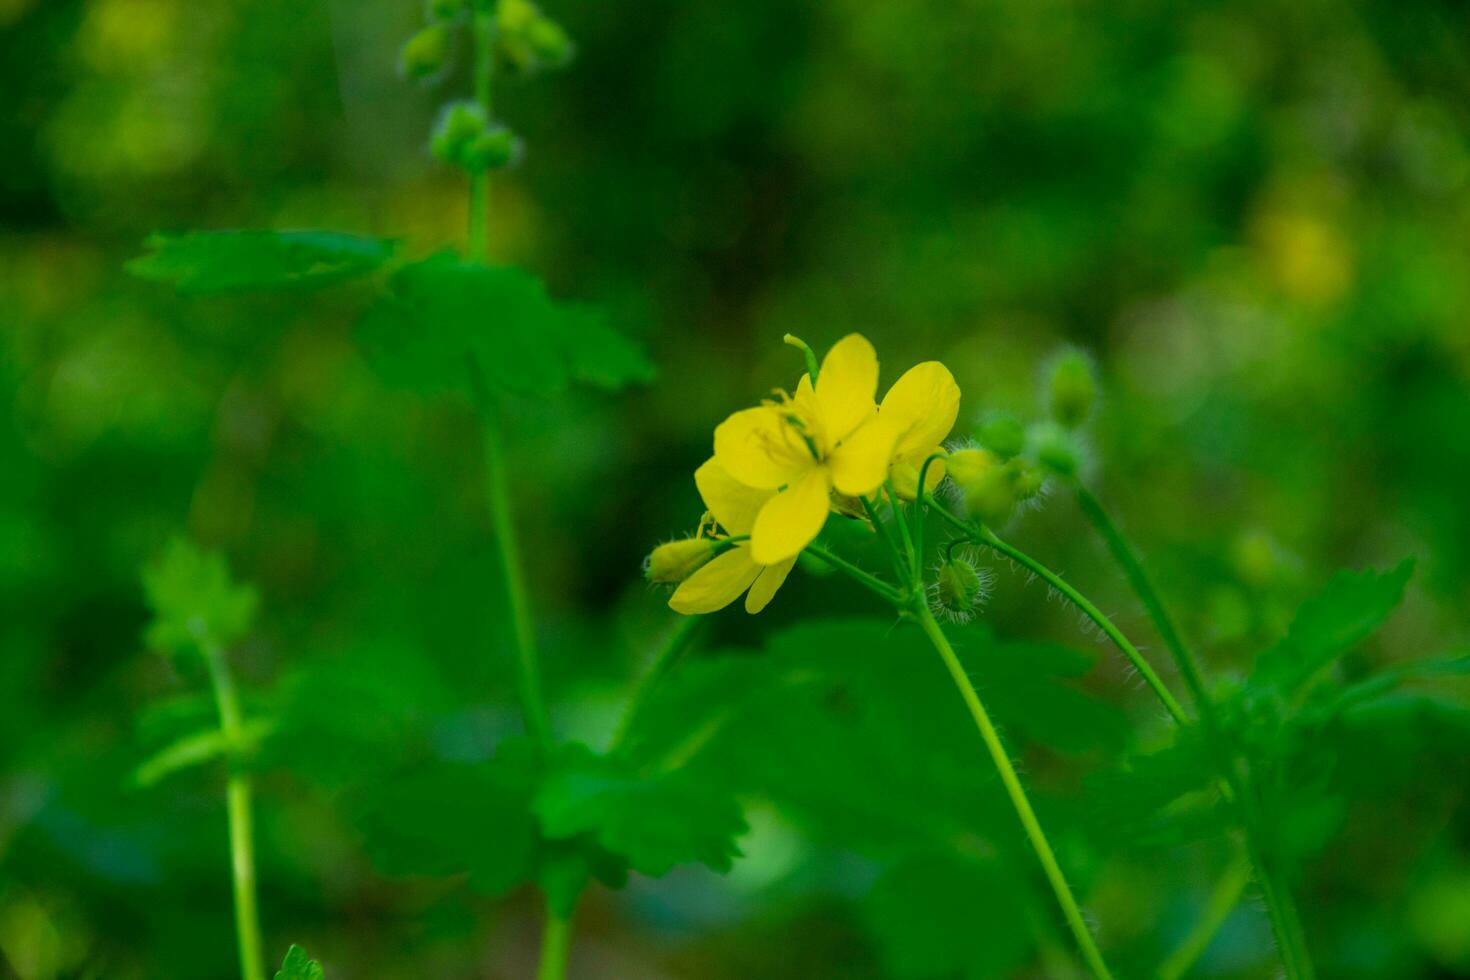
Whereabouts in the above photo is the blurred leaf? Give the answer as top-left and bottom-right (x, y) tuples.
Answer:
(354, 737), (539, 896)
(1081, 730), (1224, 848)
(133, 719), (272, 787)
(534, 743), (745, 877)
(1251, 559), (1414, 699)
(860, 851), (1036, 979)
(128, 230), (395, 293)
(142, 538), (258, 656)
(356, 253), (654, 399)
(275, 945), (325, 980)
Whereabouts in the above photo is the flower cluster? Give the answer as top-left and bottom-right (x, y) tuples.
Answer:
(648, 333), (960, 615)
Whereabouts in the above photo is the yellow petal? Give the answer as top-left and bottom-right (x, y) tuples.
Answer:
(828, 419), (898, 497)
(713, 406), (812, 489)
(890, 451), (947, 500)
(815, 334), (879, 443)
(880, 361), (961, 460)
(669, 547), (762, 614)
(750, 468), (831, 564)
(694, 458), (771, 536)
(744, 557), (797, 614)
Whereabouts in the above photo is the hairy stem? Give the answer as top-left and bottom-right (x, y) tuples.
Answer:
(914, 606), (1115, 980)
(1075, 485), (1315, 979)
(805, 544), (904, 604)
(203, 642), (265, 980)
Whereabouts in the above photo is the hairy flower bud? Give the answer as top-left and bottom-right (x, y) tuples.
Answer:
(977, 412), (1027, 459)
(947, 448), (1016, 525)
(1009, 456), (1045, 502)
(400, 24), (453, 81)
(431, 103), (520, 172)
(498, 0), (574, 73)
(1031, 422), (1083, 478)
(644, 538), (716, 585)
(935, 556), (990, 621)
(461, 124), (521, 171)
(1047, 348), (1097, 429)
(944, 447), (998, 488)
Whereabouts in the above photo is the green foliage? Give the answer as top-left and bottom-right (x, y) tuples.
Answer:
(1251, 560), (1415, 701)
(356, 253), (654, 399)
(133, 719), (272, 787)
(354, 734), (741, 908)
(275, 945), (325, 980)
(534, 743), (745, 877)
(861, 851), (1036, 979)
(128, 230), (396, 294)
(141, 538), (258, 656)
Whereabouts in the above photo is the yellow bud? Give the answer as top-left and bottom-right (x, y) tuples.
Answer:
(889, 454), (946, 501)
(945, 447), (999, 487)
(644, 538), (716, 585)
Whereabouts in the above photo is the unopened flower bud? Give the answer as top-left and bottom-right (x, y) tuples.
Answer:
(461, 124), (521, 171)
(644, 538), (716, 585)
(944, 447), (999, 488)
(1009, 457), (1045, 502)
(431, 103), (520, 173)
(977, 412), (1027, 459)
(526, 16), (574, 66)
(947, 448), (1015, 525)
(1031, 422), (1082, 478)
(890, 453), (946, 501)
(1047, 348), (1097, 429)
(400, 23), (453, 81)
(936, 556), (989, 620)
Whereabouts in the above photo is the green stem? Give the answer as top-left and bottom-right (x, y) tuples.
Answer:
(914, 607), (1115, 980)
(1075, 485), (1315, 979)
(861, 494), (911, 589)
(203, 642), (266, 980)
(884, 479), (920, 583)
(536, 907), (574, 980)
(467, 5), (496, 261)
(1156, 850), (1251, 980)
(611, 616), (701, 751)
(805, 544), (904, 604)
(927, 502), (1187, 725)
(470, 361), (552, 748)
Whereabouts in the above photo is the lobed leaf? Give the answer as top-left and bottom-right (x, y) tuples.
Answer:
(141, 538), (258, 656)
(1250, 559), (1414, 699)
(356, 253), (654, 400)
(128, 230), (395, 294)
(275, 945), (325, 980)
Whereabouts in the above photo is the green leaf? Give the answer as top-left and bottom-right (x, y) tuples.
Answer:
(141, 538), (258, 656)
(275, 944), (325, 980)
(356, 253), (654, 399)
(1251, 559), (1414, 698)
(133, 719), (273, 787)
(128, 230), (395, 293)
(534, 743), (745, 877)
(860, 851), (1036, 979)
(354, 738), (540, 897)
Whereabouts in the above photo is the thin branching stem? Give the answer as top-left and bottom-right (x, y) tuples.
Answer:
(913, 606), (1115, 980)
(1156, 849), (1252, 980)
(1075, 484), (1315, 979)
(611, 615), (702, 751)
(806, 544), (905, 604)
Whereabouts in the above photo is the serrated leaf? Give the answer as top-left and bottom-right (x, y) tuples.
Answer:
(861, 851), (1036, 979)
(133, 718), (273, 787)
(1251, 559), (1414, 699)
(129, 230), (395, 293)
(534, 744), (745, 877)
(354, 737), (540, 896)
(275, 945), (325, 980)
(355, 253), (654, 399)
(141, 538), (258, 656)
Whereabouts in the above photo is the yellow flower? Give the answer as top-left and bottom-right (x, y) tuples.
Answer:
(713, 334), (896, 564)
(669, 459), (797, 615)
(878, 360), (961, 500)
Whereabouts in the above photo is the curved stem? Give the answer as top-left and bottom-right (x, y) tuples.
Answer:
(965, 519), (1188, 726)
(805, 544), (904, 604)
(860, 494), (911, 589)
(914, 607), (1115, 980)
(1075, 485), (1315, 979)
(611, 616), (702, 751)
(884, 479), (920, 583)
(470, 362), (552, 748)
(536, 906), (574, 980)
(204, 643), (265, 980)
(1156, 850), (1251, 980)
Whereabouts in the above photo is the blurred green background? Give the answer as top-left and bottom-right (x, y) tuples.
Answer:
(2, 0), (1469, 976)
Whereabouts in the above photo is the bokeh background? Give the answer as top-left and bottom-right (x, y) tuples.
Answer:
(2, 0), (1469, 977)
